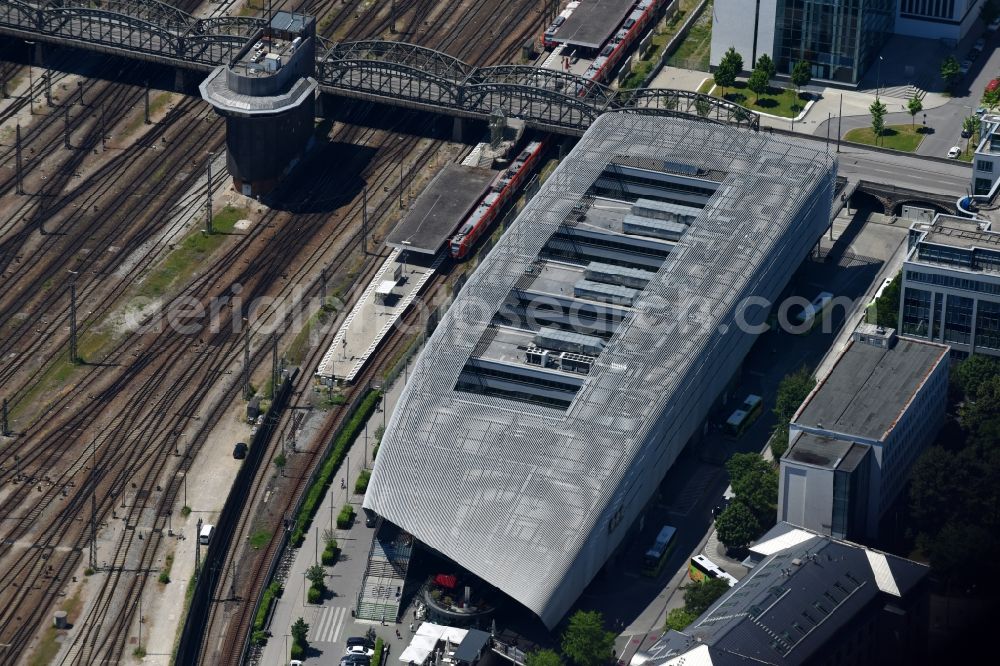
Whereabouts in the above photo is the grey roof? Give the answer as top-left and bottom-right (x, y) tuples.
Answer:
(793, 338), (947, 443)
(635, 523), (929, 666)
(453, 629), (491, 663)
(785, 433), (869, 472)
(555, 0), (636, 49)
(199, 66), (317, 117)
(364, 114), (835, 628)
(385, 164), (495, 254)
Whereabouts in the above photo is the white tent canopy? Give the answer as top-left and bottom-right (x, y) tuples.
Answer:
(415, 622), (468, 645)
(398, 634), (438, 664)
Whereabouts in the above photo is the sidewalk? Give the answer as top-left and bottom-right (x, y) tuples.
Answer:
(257, 353), (421, 666)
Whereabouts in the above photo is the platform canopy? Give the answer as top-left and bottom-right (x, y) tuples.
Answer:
(556, 0), (635, 50)
(385, 164), (495, 255)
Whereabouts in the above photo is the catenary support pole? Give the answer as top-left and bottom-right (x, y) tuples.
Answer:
(243, 320), (251, 400)
(362, 186), (368, 254)
(15, 124), (23, 195)
(144, 81), (150, 124)
(64, 104), (71, 149)
(69, 283), (78, 364)
(2, 397), (9, 436)
(206, 153), (214, 234)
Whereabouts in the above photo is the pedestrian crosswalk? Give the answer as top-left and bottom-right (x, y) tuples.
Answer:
(310, 605), (349, 644)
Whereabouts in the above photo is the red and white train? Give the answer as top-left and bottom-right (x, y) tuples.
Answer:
(450, 140), (546, 260)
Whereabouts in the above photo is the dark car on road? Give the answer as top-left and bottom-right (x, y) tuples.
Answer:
(233, 442), (248, 459)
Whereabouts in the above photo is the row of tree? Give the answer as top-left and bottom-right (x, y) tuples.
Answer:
(715, 452), (778, 552)
(769, 366), (817, 459)
(524, 611), (617, 666)
(664, 576), (731, 631)
(714, 47), (813, 103)
(907, 355), (1000, 590)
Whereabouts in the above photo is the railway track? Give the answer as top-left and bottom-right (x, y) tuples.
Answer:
(0, 0), (552, 660)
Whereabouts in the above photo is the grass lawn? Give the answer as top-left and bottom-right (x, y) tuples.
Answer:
(844, 124), (927, 152)
(250, 530), (271, 550)
(137, 205), (245, 299)
(666, 0), (712, 71)
(707, 80), (810, 118)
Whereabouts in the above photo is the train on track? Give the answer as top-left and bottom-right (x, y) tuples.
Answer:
(450, 140), (546, 260)
(543, 0), (665, 86)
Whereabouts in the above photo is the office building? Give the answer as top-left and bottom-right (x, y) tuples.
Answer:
(630, 522), (930, 666)
(364, 113), (836, 628)
(896, 0), (987, 41)
(712, 0), (895, 84)
(972, 114), (1000, 198)
(900, 213), (1000, 357)
(779, 325), (948, 541)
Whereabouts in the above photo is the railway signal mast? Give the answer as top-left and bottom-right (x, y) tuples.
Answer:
(243, 319), (252, 401)
(206, 152), (214, 234)
(1, 397), (10, 437)
(15, 124), (23, 195)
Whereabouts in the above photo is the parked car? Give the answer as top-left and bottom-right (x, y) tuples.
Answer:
(233, 442), (248, 459)
(977, 106), (988, 116)
(990, 17), (1000, 32)
(346, 638), (374, 652)
(948, 146), (962, 158)
(340, 655), (371, 666)
(960, 59), (973, 74)
(712, 497), (731, 519)
(975, 37), (986, 51)
(962, 126), (973, 138)
(347, 644), (375, 658)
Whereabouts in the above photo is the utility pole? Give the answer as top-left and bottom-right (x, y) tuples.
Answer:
(144, 81), (150, 124)
(25, 41), (33, 115)
(362, 188), (370, 253)
(390, 0), (396, 33)
(206, 152), (214, 234)
(100, 104), (106, 150)
(44, 70), (51, 107)
(89, 437), (97, 569)
(195, 517), (202, 578)
(2, 397), (10, 437)
(15, 124), (23, 195)
(271, 337), (278, 400)
(399, 162), (404, 209)
(69, 282), (78, 364)
(243, 319), (251, 400)
(77, 80), (84, 106)
(64, 104), (71, 149)
(836, 94), (843, 154)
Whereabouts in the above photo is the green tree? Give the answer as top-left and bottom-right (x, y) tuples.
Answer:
(953, 354), (1000, 402)
(725, 452), (772, 487)
(695, 96), (711, 117)
(907, 93), (923, 127)
(963, 115), (980, 155)
(273, 452), (286, 476)
(747, 67), (769, 103)
(291, 616), (309, 647)
(561, 610), (616, 666)
(774, 367), (816, 423)
(868, 272), (901, 328)
(306, 563), (326, 591)
(984, 86), (1000, 110)
(683, 576), (731, 616)
(716, 500), (760, 551)
(722, 46), (744, 75)
(960, 374), (1000, 444)
(754, 53), (776, 79)
(770, 424), (790, 460)
(526, 649), (564, 666)
(664, 607), (698, 632)
(940, 55), (961, 89)
(714, 58), (737, 98)
(869, 98), (887, 145)
(790, 60), (812, 97)
(715, 47), (742, 97)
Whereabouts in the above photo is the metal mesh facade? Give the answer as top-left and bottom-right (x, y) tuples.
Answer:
(364, 114), (836, 628)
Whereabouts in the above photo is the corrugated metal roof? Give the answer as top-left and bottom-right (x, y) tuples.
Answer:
(864, 550), (901, 596)
(749, 528), (818, 555)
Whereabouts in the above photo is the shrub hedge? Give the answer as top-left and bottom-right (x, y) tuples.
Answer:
(337, 504), (355, 529)
(290, 390), (381, 546)
(253, 581), (283, 637)
(354, 468), (371, 494)
(373, 637), (384, 666)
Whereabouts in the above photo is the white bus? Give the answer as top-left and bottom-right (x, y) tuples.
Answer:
(795, 291), (834, 331)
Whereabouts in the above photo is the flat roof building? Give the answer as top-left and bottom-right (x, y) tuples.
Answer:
(631, 522), (930, 666)
(780, 326), (948, 541)
(364, 113), (835, 628)
(900, 213), (1000, 358)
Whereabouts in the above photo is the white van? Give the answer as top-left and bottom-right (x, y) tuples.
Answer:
(199, 523), (214, 545)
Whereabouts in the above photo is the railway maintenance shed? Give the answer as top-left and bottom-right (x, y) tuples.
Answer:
(555, 0), (636, 49)
(385, 163), (495, 255)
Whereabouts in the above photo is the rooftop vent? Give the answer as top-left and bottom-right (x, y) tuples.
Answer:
(791, 558), (803, 566)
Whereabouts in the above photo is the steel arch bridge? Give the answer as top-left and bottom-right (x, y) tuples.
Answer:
(0, 6), (760, 134)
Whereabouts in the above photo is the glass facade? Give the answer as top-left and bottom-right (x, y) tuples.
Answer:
(975, 299), (1000, 350)
(944, 295), (974, 344)
(773, 0), (895, 83)
(902, 287), (931, 337)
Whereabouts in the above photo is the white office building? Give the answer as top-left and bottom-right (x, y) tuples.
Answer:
(779, 325), (949, 541)
(896, 0), (987, 41)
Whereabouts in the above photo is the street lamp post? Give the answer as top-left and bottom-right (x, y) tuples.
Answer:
(876, 55), (884, 99)
(25, 41), (34, 115)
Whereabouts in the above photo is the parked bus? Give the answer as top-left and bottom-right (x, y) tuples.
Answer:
(641, 525), (677, 577)
(689, 555), (739, 587)
(795, 291), (833, 331)
(724, 394), (763, 437)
